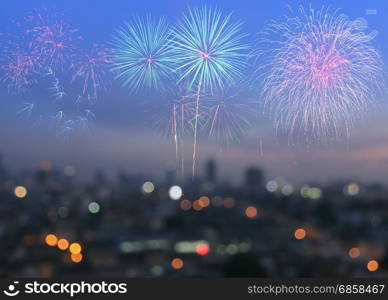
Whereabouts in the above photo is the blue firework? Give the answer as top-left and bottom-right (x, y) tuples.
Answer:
(172, 6), (248, 91)
(111, 15), (175, 92)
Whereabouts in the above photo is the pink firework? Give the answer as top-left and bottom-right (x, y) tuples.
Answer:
(71, 44), (112, 101)
(1, 46), (38, 92)
(25, 8), (82, 70)
(256, 6), (384, 143)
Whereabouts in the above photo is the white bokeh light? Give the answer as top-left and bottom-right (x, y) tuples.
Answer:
(169, 185), (183, 200)
(142, 181), (155, 194)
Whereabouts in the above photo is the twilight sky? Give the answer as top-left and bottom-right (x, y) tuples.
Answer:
(1, 0), (388, 184)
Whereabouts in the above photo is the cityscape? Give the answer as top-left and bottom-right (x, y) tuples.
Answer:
(0, 154), (387, 278)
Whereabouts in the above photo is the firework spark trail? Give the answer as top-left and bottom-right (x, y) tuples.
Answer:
(192, 83), (201, 178)
(172, 6), (248, 177)
(111, 15), (175, 92)
(256, 5), (384, 143)
(259, 138), (263, 157)
(49, 75), (66, 101)
(154, 84), (197, 179)
(17, 102), (34, 118)
(180, 102), (185, 178)
(172, 103), (179, 175)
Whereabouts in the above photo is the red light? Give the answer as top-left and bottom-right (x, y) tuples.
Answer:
(196, 243), (210, 256)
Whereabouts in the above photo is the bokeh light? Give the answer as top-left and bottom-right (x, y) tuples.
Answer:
(69, 242), (82, 254)
(142, 181), (155, 194)
(245, 206), (258, 219)
(169, 185), (183, 200)
(88, 202), (100, 214)
(180, 199), (191, 211)
(195, 243), (210, 256)
(266, 180), (278, 192)
(281, 184), (293, 196)
(367, 260), (379, 272)
(57, 239), (69, 250)
(71, 253), (83, 263)
(192, 200), (203, 211)
(348, 247), (360, 259)
(14, 186), (27, 198)
(45, 234), (58, 247)
(344, 183), (360, 196)
(198, 196), (210, 208)
(171, 258), (184, 270)
(294, 228), (306, 240)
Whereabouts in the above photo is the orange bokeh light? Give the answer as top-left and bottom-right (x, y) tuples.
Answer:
(245, 206), (258, 219)
(348, 247), (360, 259)
(71, 253), (83, 263)
(57, 239), (69, 250)
(367, 260), (379, 272)
(198, 196), (210, 208)
(294, 228), (306, 240)
(180, 199), (192, 211)
(45, 234), (58, 247)
(171, 258), (184, 270)
(193, 200), (203, 211)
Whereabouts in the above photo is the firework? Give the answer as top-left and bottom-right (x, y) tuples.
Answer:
(172, 5), (248, 177)
(111, 15), (175, 92)
(25, 8), (82, 70)
(256, 6), (384, 142)
(71, 44), (112, 101)
(49, 76), (66, 101)
(1, 46), (38, 92)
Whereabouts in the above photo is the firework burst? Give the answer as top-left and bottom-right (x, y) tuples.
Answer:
(172, 5), (248, 176)
(256, 6), (384, 143)
(0, 33), (40, 93)
(25, 8), (82, 70)
(1, 48), (38, 93)
(111, 15), (175, 92)
(71, 44), (112, 101)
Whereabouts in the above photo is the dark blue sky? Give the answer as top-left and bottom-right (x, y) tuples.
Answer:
(1, 0), (388, 184)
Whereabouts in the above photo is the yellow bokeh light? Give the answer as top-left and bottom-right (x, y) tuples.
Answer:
(69, 242), (82, 254)
(14, 186), (27, 198)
